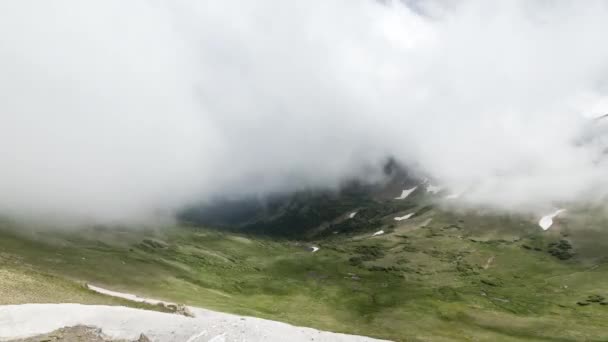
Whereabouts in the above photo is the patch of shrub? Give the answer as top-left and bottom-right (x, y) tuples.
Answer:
(587, 294), (605, 303)
(548, 239), (574, 260)
(349, 256), (363, 267)
(402, 245), (417, 252)
(139, 238), (168, 250)
(436, 286), (461, 301)
(353, 245), (385, 260)
(480, 279), (500, 287)
(456, 261), (478, 276)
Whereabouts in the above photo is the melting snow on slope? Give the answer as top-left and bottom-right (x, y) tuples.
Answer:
(349, 212), (357, 219)
(539, 209), (566, 230)
(394, 213), (415, 221)
(426, 184), (442, 194)
(371, 230), (384, 237)
(394, 186), (417, 200)
(87, 284), (168, 306)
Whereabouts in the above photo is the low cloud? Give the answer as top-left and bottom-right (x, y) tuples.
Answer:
(2, 0), (608, 224)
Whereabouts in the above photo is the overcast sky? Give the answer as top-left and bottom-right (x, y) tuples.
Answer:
(2, 0), (608, 224)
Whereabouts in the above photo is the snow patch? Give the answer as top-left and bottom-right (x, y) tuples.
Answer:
(87, 284), (170, 307)
(394, 213), (415, 221)
(371, 230), (384, 237)
(539, 209), (566, 230)
(348, 211), (357, 219)
(311, 246), (320, 253)
(394, 186), (417, 200)
(426, 184), (442, 194)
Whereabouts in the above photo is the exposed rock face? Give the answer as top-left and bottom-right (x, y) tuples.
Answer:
(162, 303), (194, 317)
(11, 325), (154, 342)
(8, 325), (135, 342)
(137, 333), (152, 342)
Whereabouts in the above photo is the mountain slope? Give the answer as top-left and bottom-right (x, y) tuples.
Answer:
(3, 195), (608, 341)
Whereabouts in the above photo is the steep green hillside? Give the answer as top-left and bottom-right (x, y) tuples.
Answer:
(2, 200), (608, 341)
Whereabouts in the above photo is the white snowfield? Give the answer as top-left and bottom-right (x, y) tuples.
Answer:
(349, 211), (358, 219)
(372, 230), (384, 237)
(0, 303), (389, 342)
(394, 187), (417, 200)
(394, 213), (414, 221)
(539, 209), (566, 230)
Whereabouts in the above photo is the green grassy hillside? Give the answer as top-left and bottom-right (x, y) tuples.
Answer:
(2, 202), (608, 341)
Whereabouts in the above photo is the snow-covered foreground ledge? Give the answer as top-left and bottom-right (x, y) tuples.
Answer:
(0, 304), (389, 342)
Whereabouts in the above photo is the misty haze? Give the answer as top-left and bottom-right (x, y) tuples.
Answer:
(2, 1), (608, 341)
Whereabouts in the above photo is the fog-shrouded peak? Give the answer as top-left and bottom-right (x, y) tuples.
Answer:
(3, 1), (608, 224)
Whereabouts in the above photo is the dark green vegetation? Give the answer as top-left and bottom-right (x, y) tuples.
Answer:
(181, 183), (382, 238)
(3, 189), (608, 341)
